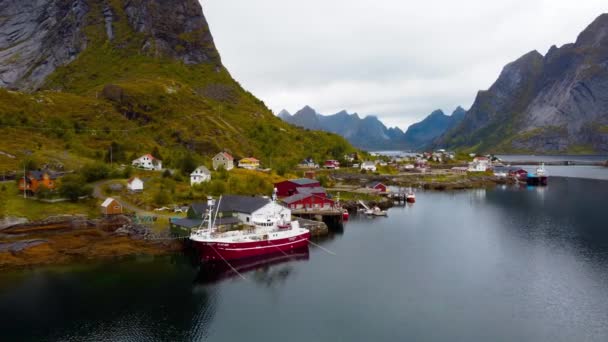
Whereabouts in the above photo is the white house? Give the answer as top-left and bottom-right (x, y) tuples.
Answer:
(360, 161), (377, 172)
(190, 166), (211, 186)
(132, 154), (162, 171)
(127, 177), (144, 192)
(212, 152), (234, 171)
(468, 156), (491, 172)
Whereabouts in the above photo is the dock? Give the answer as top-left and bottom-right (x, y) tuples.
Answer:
(291, 208), (344, 230)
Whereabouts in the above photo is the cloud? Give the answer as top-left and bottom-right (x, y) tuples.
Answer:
(201, 0), (607, 129)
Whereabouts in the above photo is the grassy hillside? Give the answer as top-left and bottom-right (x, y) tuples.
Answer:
(0, 0), (355, 173)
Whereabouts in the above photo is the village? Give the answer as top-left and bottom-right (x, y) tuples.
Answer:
(0, 147), (542, 269)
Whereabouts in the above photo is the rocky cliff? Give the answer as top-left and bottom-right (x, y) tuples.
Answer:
(0, 0), (220, 91)
(438, 13), (608, 153)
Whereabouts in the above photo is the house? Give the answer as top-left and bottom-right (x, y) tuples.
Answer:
(360, 161), (377, 172)
(451, 167), (469, 174)
(187, 195), (291, 226)
(367, 182), (387, 193)
(18, 171), (58, 194)
(468, 157), (491, 172)
(324, 160), (340, 169)
(299, 158), (318, 169)
(212, 152), (234, 171)
(132, 154), (162, 171)
(190, 166), (211, 186)
(494, 166), (528, 179)
(274, 178), (321, 197)
(282, 193), (335, 211)
(238, 157), (260, 170)
(127, 177), (144, 192)
(101, 197), (123, 215)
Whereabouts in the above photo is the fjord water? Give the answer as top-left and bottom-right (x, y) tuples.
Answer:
(2, 177), (608, 341)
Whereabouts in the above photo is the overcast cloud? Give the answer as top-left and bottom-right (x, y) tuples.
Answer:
(201, 0), (607, 129)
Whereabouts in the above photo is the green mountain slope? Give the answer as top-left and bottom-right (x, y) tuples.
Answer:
(0, 0), (354, 171)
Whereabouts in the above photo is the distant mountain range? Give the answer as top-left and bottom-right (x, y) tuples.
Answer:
(278, 106), (465, 151)
(436, 13), (608, 153)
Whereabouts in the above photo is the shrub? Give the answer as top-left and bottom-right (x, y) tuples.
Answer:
(81, 162), (111, 182)
(60, 175), (92, 202)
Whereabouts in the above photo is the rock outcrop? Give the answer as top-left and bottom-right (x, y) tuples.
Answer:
(404, 107), (465, 150)
(438, 13), (608, 153)
(0, 0), (221, 90)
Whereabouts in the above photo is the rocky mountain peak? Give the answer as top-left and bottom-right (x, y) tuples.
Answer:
(575, 13), (608, 48)
(0, 0), (221, 91)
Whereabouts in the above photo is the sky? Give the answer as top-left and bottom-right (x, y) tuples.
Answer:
(201, 0), (607, 130)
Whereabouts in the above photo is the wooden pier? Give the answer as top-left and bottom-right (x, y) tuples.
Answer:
(291, 209), (344, 230)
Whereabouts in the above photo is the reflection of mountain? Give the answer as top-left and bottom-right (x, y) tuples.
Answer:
(195, 247), (310, 286)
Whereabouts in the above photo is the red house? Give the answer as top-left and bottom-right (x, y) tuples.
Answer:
(282, 193), (335, 210)
(367, 182), (387, 193)
(275, 178), (321, 197)
(324, 160), (340, 169)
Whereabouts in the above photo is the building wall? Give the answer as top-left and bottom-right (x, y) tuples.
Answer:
(287, 196), (335, 210)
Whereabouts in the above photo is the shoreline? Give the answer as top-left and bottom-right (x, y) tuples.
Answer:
(0, 215), (180, 270)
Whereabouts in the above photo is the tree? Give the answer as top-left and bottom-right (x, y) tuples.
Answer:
(81, 162), (111, 182)
(151, 146), (163, 161)
(59, 175), (92, 202)
(179, 153), (197, 175)
(105, 141), (126, 164)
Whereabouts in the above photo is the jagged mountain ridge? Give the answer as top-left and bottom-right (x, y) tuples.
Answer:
(279, 106), (407, 150)
(403, 107), (465, 149)
(438, 13), (608, 153)
(0, 0), (355, 171)
(280, 105), (465, 151)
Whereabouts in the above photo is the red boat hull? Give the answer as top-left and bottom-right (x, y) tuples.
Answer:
(194, 231), (311, 262)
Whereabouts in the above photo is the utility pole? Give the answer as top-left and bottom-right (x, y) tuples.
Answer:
(23, 162), (26, 199)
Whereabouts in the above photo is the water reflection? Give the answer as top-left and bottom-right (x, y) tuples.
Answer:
(194, 247), (310, 287)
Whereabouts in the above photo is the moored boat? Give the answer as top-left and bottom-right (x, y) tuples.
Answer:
(526, 163), (548, 186)
(190, 193), (310, 262)
(406, 188), (416, 203)
(365, 206), (388, 216)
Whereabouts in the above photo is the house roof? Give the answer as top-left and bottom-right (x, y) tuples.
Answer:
(289, 178), (320, 186)
(140, 154), (160, 161)
(101, 198), (118, 207)
(296, 187), (326, 195)
(28, 171), (57, 180)
(190, 195), (271, 216)
(367, 181), (385, 188)
(240, 157), (259, 163)
(282, 193), (333, 204)
(191, 166), (211, 175)
(215, 152), (234, 160)
(127, 176), (142, 184)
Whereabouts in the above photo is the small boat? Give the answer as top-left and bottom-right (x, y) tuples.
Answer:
(365, 206), (388, 216)
(406, 188), (416, 203)
(342, 209), (350, 221)
(526, 163), (548, 186)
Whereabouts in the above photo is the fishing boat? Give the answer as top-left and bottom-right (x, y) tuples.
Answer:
(527, 163), (548, 186)
(190, 192), (310, 262)
(406, 188), (416, 203)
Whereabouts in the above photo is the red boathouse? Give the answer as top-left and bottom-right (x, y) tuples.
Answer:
(275, 178), (321, 197)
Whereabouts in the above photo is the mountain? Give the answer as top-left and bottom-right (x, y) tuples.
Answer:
(0, 0), (355, 171)
(404, 107), (465, 149)
(438, 14), (608, 153)
(279, 106), (407, 150)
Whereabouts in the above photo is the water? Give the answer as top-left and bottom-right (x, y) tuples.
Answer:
(497, 154), (608, 163)
(2, 177), (608, 341)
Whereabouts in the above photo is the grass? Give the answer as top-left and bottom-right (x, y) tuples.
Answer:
(0, 182), (98, 220)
